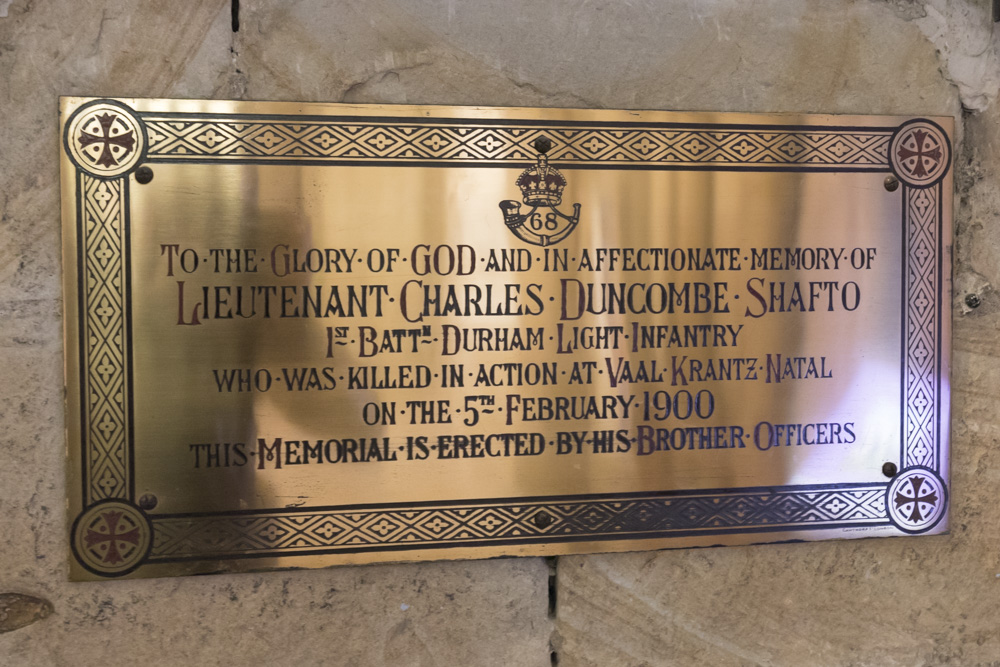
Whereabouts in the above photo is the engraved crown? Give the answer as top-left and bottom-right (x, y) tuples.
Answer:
(516, 139), (566, 207)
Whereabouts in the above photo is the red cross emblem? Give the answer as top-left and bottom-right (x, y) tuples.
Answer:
(895, 129), (942, 179)
(893, 475), (939, 523)
(83, 510), (141, 565)
(78, 113), (136, 168)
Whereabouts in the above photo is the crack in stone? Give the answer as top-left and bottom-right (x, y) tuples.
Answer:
(340, 61), (434, 102)
(90, 9), (114, 57)
(503, 75), (602, 109)
(226, 1), (249, 99)
(227, 42), (248, 99)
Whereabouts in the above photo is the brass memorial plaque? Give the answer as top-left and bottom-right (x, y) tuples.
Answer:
(60, 98), (952, 580)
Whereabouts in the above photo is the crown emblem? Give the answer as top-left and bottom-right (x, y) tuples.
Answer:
(515, 153), (567, 207)
(498, 137), (581, 247)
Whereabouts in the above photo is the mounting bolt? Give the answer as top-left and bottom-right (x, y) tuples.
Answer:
(882, 462), (898, 478)
(965, 293), (982, 309)
(138, 494), (158, 511)
(884, 175), (899, 192)
(533, 137), (553, 154)
(534, 511), (553, 528)
(135, 166), (154, 185)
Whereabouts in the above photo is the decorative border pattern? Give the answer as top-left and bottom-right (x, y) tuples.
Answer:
(902, 187), (941, 470)
(66, 101), (950, 576)
(78, 174), (131, 504)
(149, 486), (887, 561)
(142, 114), (891, 169)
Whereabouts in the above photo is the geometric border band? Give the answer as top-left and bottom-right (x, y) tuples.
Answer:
(148, 484), (890, 563)
(141, 114), (894, 170)
(77, 173), (132, 506)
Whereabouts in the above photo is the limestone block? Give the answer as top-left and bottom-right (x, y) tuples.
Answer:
(0, 0), (235, 590)
(554, 3), (1000, 665)
(0, 2), (551, 665)
(2, 559), (551, 667)
(557, 248), (999, 666)
(237, 0), (958, 116)
(0, 0), (235, 303)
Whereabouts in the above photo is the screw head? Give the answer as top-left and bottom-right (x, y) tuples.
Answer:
(966, 293), (982, 309)
(882, 462), (898, 478)
(532, 137), (553, 154)
(534, 511), (553, 528)
(135, 166), (154, 184)
(884, 175), (899, 192)
(138, 494), (158, 511)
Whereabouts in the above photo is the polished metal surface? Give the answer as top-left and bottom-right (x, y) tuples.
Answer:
(61, 98), (953, 580)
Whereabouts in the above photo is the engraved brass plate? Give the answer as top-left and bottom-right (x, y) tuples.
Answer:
(61, 98), (953, 580)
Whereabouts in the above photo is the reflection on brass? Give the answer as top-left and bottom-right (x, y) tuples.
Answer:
(61, 98), (953, 580)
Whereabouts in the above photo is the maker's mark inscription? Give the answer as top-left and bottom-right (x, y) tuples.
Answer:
(499, 137), (581, 246)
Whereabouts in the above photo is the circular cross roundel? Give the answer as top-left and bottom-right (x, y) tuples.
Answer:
(889, 119), (951, 188)
(885, 466), (947, 534)
(71, 500), (152, 577)
(65, 100), (146, 178)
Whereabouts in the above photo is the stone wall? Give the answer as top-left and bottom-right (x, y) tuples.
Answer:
(1, 1), (997, 664)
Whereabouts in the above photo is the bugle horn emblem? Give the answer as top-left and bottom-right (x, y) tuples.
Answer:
(499, 137), (581, 247)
